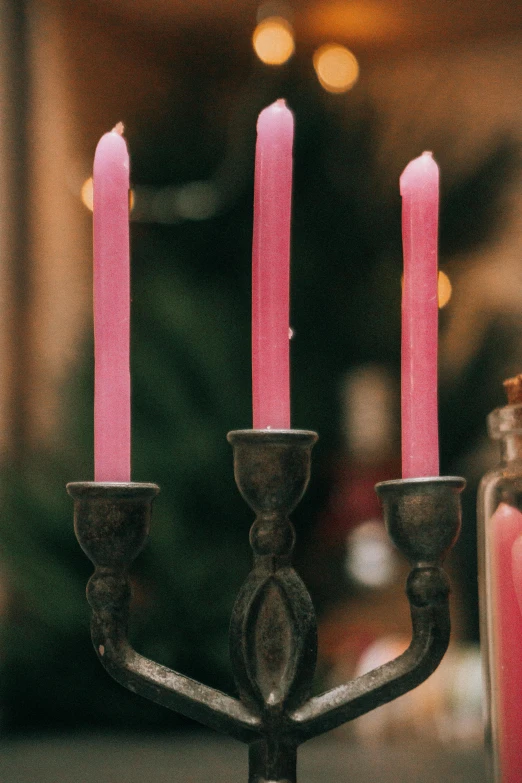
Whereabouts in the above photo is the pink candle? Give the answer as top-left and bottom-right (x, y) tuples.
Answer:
(489, 504), (522, 782)
(93, 124), (131, 481)
(400, 151), (439, 478)
(252, 99), (293, 430)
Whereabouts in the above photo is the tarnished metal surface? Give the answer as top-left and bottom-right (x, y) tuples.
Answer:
(68, 434), (465, 783)
(375, 477), (465, 565)
(228, 431), (318, 783)
(67, 481), (260, 744)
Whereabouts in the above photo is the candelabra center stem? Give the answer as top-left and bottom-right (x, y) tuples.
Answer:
(228, 430), (318, 734)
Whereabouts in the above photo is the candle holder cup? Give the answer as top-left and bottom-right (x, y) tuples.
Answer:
(68, 430), (464, 783)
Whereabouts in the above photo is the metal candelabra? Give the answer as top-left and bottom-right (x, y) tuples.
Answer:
(68, 429), (465, 783)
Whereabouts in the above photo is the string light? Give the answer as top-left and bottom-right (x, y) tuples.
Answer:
(313, 43), (359, 93)
(253, 16), (295, 65)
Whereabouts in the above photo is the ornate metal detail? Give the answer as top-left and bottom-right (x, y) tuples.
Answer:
(68, 430), (465, 783)
(228, 430), (317, 724)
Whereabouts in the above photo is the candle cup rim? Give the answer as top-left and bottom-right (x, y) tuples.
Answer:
(375, 476), (466, 494)
(67, 481), (160, 499)
(227, 429), (318, 446)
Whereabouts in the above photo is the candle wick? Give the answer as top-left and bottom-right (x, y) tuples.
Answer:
(422, 150), (433, 157)
(112, 122), (125, 136)
(275, 98), (287, 108)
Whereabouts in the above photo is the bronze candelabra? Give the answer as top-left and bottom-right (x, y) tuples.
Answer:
(68, 428), (464, 783)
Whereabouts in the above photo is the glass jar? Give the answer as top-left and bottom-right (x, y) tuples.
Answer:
(478, 401), (522, 782)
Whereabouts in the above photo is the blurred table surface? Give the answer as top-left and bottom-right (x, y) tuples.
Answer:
(0, 732), (486, 783)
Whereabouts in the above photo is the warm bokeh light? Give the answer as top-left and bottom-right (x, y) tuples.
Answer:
(313, 43), (359, 93)
(306, 2), (402, 45)
(401, 270), (452, 309)
(81, 177), (135, 212)
(438, 270), (452, 308)
(253, 16), (295, 65)
(81, 177), (94, 211)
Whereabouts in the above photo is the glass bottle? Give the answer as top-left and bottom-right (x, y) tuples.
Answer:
(478, 376), (522, 783)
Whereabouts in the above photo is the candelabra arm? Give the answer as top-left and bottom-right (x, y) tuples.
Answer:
(90, 611), (260, 742)
(290, 475), (465, 744)
(289, 565), (450, 741)
(67, 482), (261, 744)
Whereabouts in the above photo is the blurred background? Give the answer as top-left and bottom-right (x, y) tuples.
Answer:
(0, 0), (521, 777)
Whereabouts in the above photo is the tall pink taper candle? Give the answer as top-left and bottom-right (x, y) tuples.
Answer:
(400, 151), (439, 478)
(252, 99), (293, 430)
(93, 123), (131, 481)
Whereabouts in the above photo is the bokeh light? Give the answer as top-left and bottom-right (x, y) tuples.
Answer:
(313, 43), (359, 93)
(81, 177), (94, 211)
(81, 176), (135, 212)
(253, 16), (295, 65)
(438, 270), (452, 308)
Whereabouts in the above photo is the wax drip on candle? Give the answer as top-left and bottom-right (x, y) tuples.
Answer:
(400, 151), (435, 193)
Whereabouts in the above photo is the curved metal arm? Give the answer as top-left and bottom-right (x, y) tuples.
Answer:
(288, 476), (465, 745)
(67, 481), (261, 744)
(289, 566), (450, 742)
(87, 567), (261, 743)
